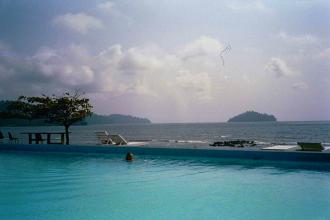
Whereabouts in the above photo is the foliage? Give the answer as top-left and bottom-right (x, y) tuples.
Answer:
(1, 101), (151, 126)
(1, 92), (92, 144)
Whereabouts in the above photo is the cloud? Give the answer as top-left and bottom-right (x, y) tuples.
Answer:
(0, 45), (97, 99)
(180, 36), (223, 60)
(96, 1), (132, 23)
(0, 36), (224, 102)
(316, 48), (330, 59)
(31, 45), (95, 86)
(276, 32), (319, 45)
(292, 81), (309, 90)
(265, 57), (297, 78)
(175, 72), (213, 101)
(225, 0), (268, 12)
(53, 13), (104, 34)
(97, 1), (114, 13)
(118, 47), (163, 74)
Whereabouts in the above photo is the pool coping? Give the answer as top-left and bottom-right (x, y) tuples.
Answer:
(1, 143), (330, 163)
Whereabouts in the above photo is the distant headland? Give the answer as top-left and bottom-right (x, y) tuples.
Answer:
(0, 101), (151, 126)
(228, 111), (277, 122)
(85, 114), (151, 125)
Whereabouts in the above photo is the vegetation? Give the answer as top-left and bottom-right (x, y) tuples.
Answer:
(228, 111), (277, 122)
(0, 101), (151, 126)
(0, 92), (92, 144)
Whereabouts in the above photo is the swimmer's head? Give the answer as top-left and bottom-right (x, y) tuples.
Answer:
(126, 152), (134, 161)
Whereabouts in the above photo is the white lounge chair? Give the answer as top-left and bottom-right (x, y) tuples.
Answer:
(95, 131), (146, 146)
(109, 134), (129, 145)
(95, 131), (114, 145)
(109, 134), (146, 146)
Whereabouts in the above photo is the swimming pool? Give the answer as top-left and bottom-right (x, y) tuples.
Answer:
(0, 152), (329, 220)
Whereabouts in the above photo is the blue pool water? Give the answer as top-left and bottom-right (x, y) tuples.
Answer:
(0, 152), (330, 220)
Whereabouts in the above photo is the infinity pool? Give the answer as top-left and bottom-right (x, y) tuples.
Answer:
(0, 152), (329, 220)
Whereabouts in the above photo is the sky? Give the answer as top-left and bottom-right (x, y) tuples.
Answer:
(0, 0), (329, 122)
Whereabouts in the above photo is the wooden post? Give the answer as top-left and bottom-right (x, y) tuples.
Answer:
(36, 133), (40, 144)
(61, 133), (65, 145)
(47, 133), (51, 144)
(28, 133), (32, 144)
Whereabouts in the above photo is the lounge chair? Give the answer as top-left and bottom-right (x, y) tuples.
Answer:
(8, 132), (19, 144)
(95, 131), (146, 146)
(95, 131), (114, 145)
(109, 134), (129, 145)
(297, 142), (324, 151)
(109, 134), (146, 146)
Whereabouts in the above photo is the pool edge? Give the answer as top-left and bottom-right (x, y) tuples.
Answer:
(1, 143), (330, 163)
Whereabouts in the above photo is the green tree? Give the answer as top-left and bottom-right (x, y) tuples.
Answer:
(5, 92), (92, 144)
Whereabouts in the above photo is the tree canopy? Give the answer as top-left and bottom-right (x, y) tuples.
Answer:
(1, 92), (92, 144)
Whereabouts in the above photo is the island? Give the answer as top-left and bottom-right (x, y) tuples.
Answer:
(227, 111), (277, 122)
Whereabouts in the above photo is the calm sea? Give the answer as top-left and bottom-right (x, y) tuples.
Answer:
(1, 121), (329, 146)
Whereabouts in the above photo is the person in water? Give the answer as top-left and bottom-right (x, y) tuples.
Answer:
(125, 152), (134, 161)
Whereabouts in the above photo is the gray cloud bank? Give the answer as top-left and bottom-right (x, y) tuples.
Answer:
(0, 36), (223, 101)
(0, 0), (329, 122)
(1, 34), (329, 122)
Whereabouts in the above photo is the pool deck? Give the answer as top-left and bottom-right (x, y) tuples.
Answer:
(1, 143), (330, 162)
